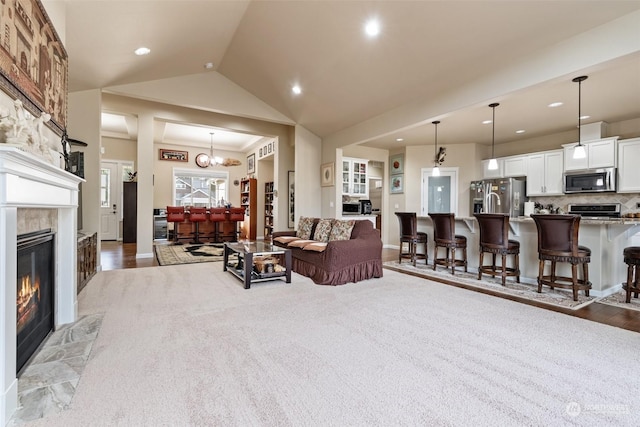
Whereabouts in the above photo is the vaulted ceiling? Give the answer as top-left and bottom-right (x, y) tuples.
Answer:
(57, 1), (640, 150)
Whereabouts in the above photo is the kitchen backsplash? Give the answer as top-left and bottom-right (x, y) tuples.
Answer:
(531, 193), (640, 214)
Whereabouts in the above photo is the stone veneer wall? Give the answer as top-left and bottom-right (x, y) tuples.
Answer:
(16, 209), (58, 235)
(531, 193), (640, 214)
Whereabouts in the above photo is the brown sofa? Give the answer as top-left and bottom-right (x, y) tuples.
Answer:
(272, 219), (383, 285)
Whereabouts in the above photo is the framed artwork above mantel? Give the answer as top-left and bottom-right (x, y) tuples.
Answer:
(0, 0), (68, 136)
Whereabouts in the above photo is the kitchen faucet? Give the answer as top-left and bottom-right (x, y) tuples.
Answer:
(485, 191), (501, 212)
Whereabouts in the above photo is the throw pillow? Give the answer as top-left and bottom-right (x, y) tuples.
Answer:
(328, 219), (355, 241)
(303, 242), (328, 252)
(312, 218), (333, 242)
(296, 216), (315, 239)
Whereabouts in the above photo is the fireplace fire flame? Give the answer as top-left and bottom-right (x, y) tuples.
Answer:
(17, 275), (40, 334)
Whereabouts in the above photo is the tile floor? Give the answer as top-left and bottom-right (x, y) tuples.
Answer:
(9, 313), (103, 425)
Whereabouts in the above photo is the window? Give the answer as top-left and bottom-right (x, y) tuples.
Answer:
(173, 169), (229, 207)
(421, 167), (459, 215)
(100, 168), (110, 208)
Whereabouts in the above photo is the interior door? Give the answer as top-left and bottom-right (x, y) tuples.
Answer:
(100, 162), (119, 240)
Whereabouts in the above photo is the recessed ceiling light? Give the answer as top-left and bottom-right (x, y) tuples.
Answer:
(516, 129), (526, 134)
(482, 120), (492, 125)
(134, 47), (150, 56)
(396, 138), (404, 142)
(580, 115), (590, 120)
(204, 62), (214, 70)
(365, 19), (380, 37)
(548, 102), (563, 108)
(292, 85), (302, 95)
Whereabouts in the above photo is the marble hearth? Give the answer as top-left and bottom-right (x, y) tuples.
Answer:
(0, 147), (82, 426)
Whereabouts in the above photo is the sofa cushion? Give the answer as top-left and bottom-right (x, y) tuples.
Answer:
(274, 236), (300, 245)
(296, 216), (315, 239)
(303, 242), (328, 252)
(329, 219), (355, 241)
(288, 239), (316, 248)
(312, 218), (333, 242)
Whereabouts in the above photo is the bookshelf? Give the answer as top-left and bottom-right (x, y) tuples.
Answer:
(264, 181), (274, 239)
(240, 178), (257, 240)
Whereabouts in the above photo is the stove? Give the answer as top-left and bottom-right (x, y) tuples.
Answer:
(567, 203), (621, 219)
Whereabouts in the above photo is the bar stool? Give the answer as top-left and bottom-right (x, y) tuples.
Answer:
(623, 246), (640, 303)
(474, 213), (520, 286)
(188, 207), (208, 244)
(428, 213), (467, 275)
(166, 206), (186, 245)
(395, 212), (428, 266)
(531, 214), (591, 301)
(208, 207), (227, 243)
(229, 207), (245, 241)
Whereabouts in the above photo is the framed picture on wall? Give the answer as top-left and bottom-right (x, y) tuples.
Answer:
(247, 153), (255, 174)
(321, 162), (335, 187)
(159, 149), (188, 162)
(390, 174), (404, 194)
(389, 154), (404, 175)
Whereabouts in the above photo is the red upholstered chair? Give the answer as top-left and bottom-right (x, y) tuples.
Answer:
(229, 207), (245, 241)
(188, 207), (208, 244)
(428, 213), (467, 275)
(208, 207), (227, 243)
(166, 206), (186, 245)
(531, 214), (591, 301)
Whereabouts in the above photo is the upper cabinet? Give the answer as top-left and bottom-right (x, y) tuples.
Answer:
(481, 155), (527, 179)
(526, 149), (564, 196)
(617, 138), (640, 193)
(342, 157), (368, 196)
(481, 159), (503, 179)
(563, 137), (618, 171)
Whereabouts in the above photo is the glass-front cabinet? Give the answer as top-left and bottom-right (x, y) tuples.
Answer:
(342, 157), (368, 196)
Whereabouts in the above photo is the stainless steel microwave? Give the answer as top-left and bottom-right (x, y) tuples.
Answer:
(563, 167), (616, 194)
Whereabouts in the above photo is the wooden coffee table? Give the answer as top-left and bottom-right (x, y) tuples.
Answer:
(223, 241), (292, 289)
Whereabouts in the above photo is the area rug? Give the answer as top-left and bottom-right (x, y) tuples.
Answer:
(155, 243), (226, 266)
(384, 261), (596, 310)
(596, 290), (640, 312)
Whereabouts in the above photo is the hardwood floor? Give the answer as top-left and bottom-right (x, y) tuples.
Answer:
(100, 241), (639, 333)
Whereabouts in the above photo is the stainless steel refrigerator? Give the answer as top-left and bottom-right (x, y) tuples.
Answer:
(469, 177), (527, 217)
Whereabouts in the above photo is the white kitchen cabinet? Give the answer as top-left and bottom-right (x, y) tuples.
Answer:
(482, 159), (503, 179)
(563, 137), (617, 171)
(617, 138), (640, 193)
(503, 155), (528, 177)
(526, 150), (563, 196)
(342, 157), (368, 196)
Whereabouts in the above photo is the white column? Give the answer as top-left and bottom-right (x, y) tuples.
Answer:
(136, 113), (154, 258)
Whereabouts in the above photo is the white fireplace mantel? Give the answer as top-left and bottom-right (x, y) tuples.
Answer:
(0, 146), (83, 425)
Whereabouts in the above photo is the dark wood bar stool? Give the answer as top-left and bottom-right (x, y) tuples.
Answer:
(166, 206), (186, 245)
(531, 214), (591, 301)
(188, 207), (208, 244)
(428, 213), (467, 275)
(395, 212), (428, 266)
(474, 213), (520, 286)
(208, 207), (227, 243)
(623, 246), (640, 303)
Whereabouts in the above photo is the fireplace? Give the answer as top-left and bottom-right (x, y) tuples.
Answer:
(1, 146), (82, 425)
(16, 230), (55, 374)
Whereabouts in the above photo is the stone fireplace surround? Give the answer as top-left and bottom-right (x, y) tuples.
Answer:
(0, 147), (82, 426)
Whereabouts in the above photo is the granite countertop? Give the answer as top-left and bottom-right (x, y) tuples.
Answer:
(451, 215), (640, 225)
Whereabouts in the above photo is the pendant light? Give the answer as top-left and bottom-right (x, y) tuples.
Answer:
(432, 120), (441, 176)
(572, 76), (588, 160)
(487, 103), (499, 170)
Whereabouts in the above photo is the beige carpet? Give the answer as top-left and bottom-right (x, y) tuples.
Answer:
(384, 261), (596, 310)
(15, 263), (640, 426)
(155, 243), (226, 266)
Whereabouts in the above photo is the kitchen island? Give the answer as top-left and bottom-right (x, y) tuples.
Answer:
(417, 215), (640, 296)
